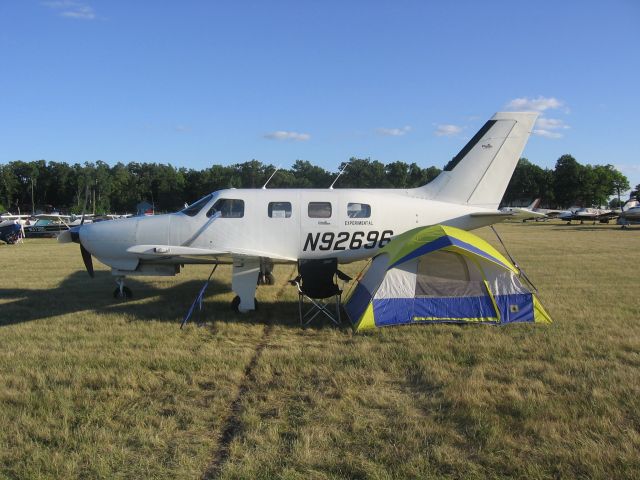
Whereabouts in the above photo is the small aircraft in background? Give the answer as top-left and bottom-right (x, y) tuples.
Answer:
(529, 205), (574, 219)
(60, 111), (538, 312)
(24, 214), (94, 238)
(617, 199), (640, 228)
(0, 219), (22, 244)
(500, 198), (547, 221)
(558, 207), (618, 224)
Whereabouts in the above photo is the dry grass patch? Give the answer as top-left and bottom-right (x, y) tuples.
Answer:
(1, 223), (639, 479)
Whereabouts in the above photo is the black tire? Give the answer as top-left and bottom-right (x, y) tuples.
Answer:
(231, 295), (259, 313)
(5, 233), (18, 244)
(113, 286), (133, 299)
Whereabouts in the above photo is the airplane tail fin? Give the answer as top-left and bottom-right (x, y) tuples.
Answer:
(528, 198), (542, 210)
(414, 112), (538, 210)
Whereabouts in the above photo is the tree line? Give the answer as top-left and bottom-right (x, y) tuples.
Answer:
(0, 155), (634, 215)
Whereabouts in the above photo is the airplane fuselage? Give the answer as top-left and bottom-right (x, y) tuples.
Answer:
(81, 187), (502, 272)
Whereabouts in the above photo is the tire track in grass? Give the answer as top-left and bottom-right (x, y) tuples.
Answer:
(202, 266), (295, 479)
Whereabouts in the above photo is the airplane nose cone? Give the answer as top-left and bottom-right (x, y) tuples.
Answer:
(79, 218), (139, 265)
(81, 219), (137, 252)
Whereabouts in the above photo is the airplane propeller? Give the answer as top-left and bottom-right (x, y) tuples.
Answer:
(58, 184), (95, 278)
(80, 242), (95, 277)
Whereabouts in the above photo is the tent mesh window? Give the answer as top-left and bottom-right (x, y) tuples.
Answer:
(415, 251), (486, 298)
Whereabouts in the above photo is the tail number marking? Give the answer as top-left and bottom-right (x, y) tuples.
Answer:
(303, 230), (393, 252)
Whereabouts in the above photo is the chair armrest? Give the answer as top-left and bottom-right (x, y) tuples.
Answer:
(336, 270), (352, 282)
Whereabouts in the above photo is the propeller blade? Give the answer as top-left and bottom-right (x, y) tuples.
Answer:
(80, 243), (94, 278)
(58, 230), (73, 244)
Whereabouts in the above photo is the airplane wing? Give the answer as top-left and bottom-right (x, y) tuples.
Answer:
(126, 244), (297, 262)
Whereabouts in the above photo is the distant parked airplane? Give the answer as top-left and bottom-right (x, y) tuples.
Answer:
(617, 199), (640, 228)
(559, 207), (618, 224)
(500, 198), (547, 221)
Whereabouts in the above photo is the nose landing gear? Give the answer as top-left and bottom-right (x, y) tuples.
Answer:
(113, 276), (132, 299)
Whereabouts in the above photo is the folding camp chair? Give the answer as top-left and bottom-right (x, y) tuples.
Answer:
(290, 258), (351, 326)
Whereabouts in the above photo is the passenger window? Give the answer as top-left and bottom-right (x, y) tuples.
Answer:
(347, 203), (371, 218)
(206, 199), (244, 218)
(308, 202), (332, 218)
(268, 202), (292, 218)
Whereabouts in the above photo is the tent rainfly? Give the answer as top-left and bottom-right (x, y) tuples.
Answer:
(344, 225), (552, 331)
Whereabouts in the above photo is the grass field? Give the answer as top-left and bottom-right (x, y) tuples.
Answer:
(1, 222), (639, 479)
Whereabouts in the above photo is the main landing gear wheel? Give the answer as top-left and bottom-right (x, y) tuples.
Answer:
(113, 277), (132, 300)
(113, 286), (133, 299)
(231, 295), (259, 313)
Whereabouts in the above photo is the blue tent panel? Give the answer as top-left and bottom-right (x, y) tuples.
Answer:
(372, 295), (499, 327)
(344, 283), (372, 325)
(494, 293), (535, 323)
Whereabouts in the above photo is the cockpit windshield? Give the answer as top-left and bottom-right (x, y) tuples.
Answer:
(180, 194), (213, 217)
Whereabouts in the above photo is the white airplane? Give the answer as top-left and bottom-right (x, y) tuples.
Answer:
(618, 199), (640, 228)
(59, 111), (538, 312)
(500, 198), (547, 221)
(558, 207), (617, 224)
(531, 206), (574, 219)
(0, 213), (32, 226)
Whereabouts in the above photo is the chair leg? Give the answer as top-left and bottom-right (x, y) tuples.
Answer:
(298, 293), (303, 326)
(298, 293), (342, 327)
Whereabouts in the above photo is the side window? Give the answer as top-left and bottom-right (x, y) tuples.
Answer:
(206, 199), (244, 218)
(308, 202), (332, 218)
(347, 202), (371, 218)
(268, 202), (292, 218)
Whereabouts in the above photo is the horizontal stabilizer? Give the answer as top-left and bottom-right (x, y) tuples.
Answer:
(470, 212), (514, 218)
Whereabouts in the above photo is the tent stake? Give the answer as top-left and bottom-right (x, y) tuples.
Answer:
(181, 264), (218, 328)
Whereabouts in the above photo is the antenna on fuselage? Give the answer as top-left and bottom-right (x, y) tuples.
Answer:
(262, 165), (281, 189)
(329, 163), (349, 189)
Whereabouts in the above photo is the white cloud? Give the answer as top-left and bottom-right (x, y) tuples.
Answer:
(42, 1), (96, 20)
(532, 129), (563, 139)
(533, 117), (570, 139)
(376, 125), (412, 137)
(264, 131), (311, 141)
(434, 124), (462, 137)
(175, 125), (191, 133)
(536, 117), (569, 130)
(506, 96), (564, 112)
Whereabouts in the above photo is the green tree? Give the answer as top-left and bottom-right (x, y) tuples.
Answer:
(290, 160), (332, 188)
(553, 154), (583, 207)
(338, 158), (387, 188)
(503, 158), (554, 206)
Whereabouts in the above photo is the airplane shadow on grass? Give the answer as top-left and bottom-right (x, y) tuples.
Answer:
(0, 271), (348, 330)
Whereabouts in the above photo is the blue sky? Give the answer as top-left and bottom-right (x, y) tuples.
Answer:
(1, 0), (639, 194)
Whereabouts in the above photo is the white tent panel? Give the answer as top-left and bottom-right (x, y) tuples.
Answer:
(375, 261), (417, 300)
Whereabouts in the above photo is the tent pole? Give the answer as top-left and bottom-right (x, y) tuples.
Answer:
(490, 225), (538, 292)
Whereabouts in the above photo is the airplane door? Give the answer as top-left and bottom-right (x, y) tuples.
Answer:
(300, 198), (338, 257)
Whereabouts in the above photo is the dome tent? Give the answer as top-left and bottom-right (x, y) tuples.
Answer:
(344, 225), (552, 331)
